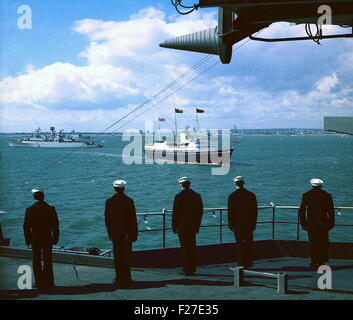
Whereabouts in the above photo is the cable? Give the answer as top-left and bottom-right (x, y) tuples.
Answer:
(71, 254), (91, 284)
(71, 253), (124, 299)
(305, 23), (322, 45)
(112, 58), (219, 133)
(111, 35), (257, 133)
(170, 0), (200, 15)
(92, 54), (213, 137)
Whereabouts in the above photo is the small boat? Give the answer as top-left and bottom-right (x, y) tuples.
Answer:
(8, 127), (103, 148)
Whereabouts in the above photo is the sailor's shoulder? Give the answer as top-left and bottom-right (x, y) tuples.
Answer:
(175, 190), (183, 197)
(244, 188), (256, 196)
(26, 202), (36, 211)
(228, 191), (238, 198)
(40, 201), (56, 211)
(190, 189), (201, 197)
(124, 194), (134, 202)
(302, 190), (312, 197)
(321, 189), (333, 199)
(106, 194), (117, 201)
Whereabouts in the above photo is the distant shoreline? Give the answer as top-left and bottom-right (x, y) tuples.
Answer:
(0, 129), (345, 136)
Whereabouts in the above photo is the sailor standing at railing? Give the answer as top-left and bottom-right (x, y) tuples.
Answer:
(227, 176), (258, 269)
(23, 188), (60, 289)
(104, 179), (138, 286)
(172, 177), (203, 276)
(298, 178), (335, 268)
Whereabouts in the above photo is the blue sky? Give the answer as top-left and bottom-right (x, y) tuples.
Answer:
(0, 0), (352, 132)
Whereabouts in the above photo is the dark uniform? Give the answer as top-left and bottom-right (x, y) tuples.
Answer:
(105, 192), (138, 283)
(172, 189), (203, 275)
(228, 188), (258, 268)
(298, 188), (335, 267)
(0, 223), (10, 246)
(23, 200), (59, 288)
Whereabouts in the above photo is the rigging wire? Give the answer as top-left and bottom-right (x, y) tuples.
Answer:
(111, 35), (258, 134)
(112, 58), (219, 134)
(88, 54), (214, 138)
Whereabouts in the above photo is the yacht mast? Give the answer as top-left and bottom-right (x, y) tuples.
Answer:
(195, 108), (204, 138)
(174, 108), (183, 144)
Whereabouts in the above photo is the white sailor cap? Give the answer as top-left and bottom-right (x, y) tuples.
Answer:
(113, 180), (126, 188)
(178, 177), (190, 184)
(31, 187), (44, 194)
(310, 178), (323, 186)
(233, 176), (244, 182)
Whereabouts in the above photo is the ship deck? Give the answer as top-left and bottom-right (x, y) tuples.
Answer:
(1, 241), (353, 300)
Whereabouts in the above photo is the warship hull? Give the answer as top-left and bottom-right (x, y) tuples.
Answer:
(8, 140), (102, 148)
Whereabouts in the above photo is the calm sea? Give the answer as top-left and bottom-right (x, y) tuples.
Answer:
(0, 134), (352, 250)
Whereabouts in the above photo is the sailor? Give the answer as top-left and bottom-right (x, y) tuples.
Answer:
(227, 176), (258, 268)
(105, 179), (138, 285)
(172, 177), (203, 276)
(298, 178), (335, 268)
(23, 188), (59, 289)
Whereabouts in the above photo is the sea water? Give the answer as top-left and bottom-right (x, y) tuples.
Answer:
(0, 134), (352, 250)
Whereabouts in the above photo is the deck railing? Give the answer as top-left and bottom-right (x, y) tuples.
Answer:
(135, 205), (353, 248)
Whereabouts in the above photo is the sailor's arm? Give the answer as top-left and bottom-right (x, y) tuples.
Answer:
(23, 208), (32, 247)
(129, 199), (138, 242)
(298, 194), (308, 230)
(51, 206), (60, 245)
(327, 193), (335, 230)
(172, 195), (180, 233)
(196, 194), (204, 233)
(104, 200), (112, 240)
(251, 194), (258, 231)
(227, 195), (234, 231)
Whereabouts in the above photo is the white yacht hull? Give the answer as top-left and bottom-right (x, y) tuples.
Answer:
(144, 147), (233, 165)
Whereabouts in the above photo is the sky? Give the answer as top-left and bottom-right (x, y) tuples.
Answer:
(0, 0), (352, 132)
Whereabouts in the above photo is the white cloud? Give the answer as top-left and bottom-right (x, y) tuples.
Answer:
(72, 7), (216, 66)
(0, 62), (135, 106)
(315, 73), (339, 93)
(0, 6), (352, 132)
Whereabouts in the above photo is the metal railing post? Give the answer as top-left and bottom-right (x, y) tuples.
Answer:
(162, 208), (166, 248)
(219, 209), (223, 244)
(277, 272), (288, 294)
(296, 209), (300, 241)
(234, 267), (244, 287)
(272, 204), (276, 240)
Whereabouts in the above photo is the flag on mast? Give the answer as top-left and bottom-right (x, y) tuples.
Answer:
(175, 108), (183, 113)
(196, 108), (204, 113)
